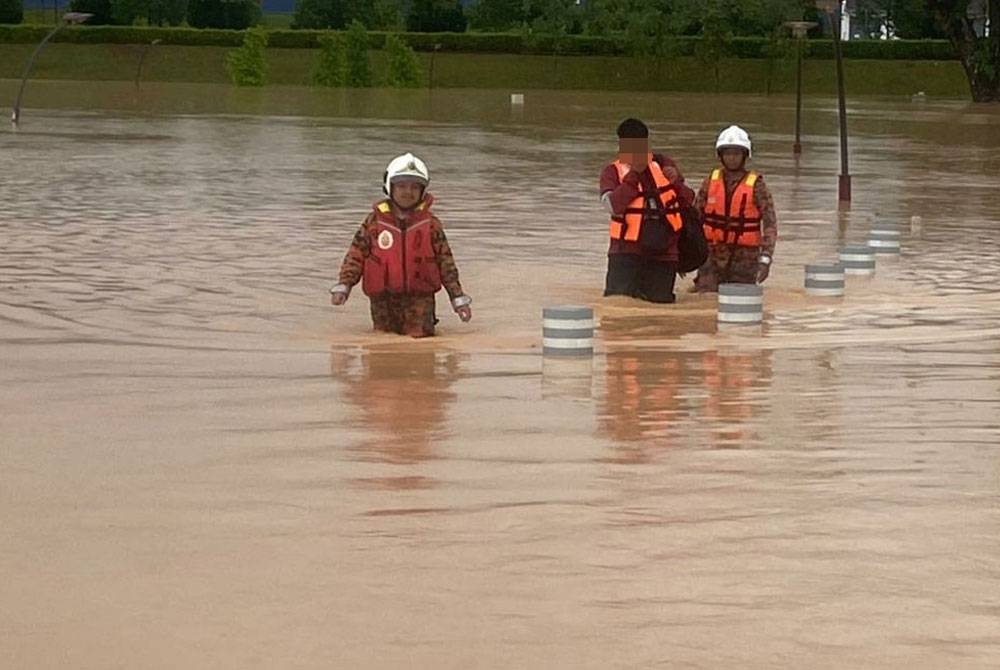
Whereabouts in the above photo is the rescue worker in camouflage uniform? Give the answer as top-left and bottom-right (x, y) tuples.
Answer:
(692, 126), (778, 292)
(330, 153), (472, 337)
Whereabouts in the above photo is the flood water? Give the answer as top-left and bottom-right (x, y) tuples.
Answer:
(2, 87), (1000, 669)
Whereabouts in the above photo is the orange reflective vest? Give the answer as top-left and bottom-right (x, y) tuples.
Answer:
(609, 158), (683, 242)
(702, 169), (762, 247)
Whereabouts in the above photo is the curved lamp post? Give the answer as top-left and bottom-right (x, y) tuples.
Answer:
(784, 21), (817, 156)
(12, 12), (92, 127)
(817, 0), (851, 206)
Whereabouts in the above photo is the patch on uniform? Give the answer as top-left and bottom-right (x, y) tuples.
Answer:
(377, 230), (395, 250)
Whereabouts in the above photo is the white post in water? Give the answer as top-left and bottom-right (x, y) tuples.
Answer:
(510, 93), (525, 106)
(910, 215), (923, 235)
(542, 306), (594, 357)
(868, 221), (901, 254)
(717, 284), (763, 325)
(839, 245), (876, 276)
(805, 262), (845, 297)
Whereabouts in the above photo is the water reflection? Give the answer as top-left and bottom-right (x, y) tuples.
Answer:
(598, 350), (687, 457)
(696, 348), (773, 448)
(331, 346), (462, 489)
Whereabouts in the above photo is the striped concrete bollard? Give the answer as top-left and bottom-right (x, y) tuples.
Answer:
(868, 223), (901, 254)
(717, 283), (763, 325)
(805, 262), (845, 297)
(839, 245), (876, 276)
(542, 305), (594, 357)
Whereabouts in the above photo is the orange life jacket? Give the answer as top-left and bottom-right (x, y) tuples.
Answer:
(702, 169), (762, 247)
(609, 158), (683, 242)
(362, 198), (443, 297)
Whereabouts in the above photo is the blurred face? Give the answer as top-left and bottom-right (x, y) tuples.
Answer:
(390, 179), (425, 209)
(720, 147), (748, 171)
(618, 138), (649, 169)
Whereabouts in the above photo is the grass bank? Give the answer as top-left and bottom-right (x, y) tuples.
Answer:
(0, 43), (969, 97)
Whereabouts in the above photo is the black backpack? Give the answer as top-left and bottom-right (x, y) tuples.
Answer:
(677, 206), (708, 273)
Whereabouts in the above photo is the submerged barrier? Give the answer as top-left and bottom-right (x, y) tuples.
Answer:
(868, 221), (901, 254)
(542, 305), (594, 357)
(717, 283), (763, 325)
(839, 245), (876, 276)
(805, 262), (846, 297)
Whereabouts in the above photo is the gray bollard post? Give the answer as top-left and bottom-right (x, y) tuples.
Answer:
(542, 305), (594, 357)
(805, 262), (845, 297)
(868, 222), (901, 254)
(717, 283), (763, 325)
(839, 245), (876, 276)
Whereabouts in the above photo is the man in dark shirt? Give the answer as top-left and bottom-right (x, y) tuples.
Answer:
(599, 118), (695, 304)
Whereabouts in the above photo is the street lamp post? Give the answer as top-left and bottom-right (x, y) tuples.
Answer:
(135, 39), (162, 90)
(11, 12), (92, 127)
(817, 0), (851, 206)
(784, 21), (817, 156)
(429, 43), (442, 89)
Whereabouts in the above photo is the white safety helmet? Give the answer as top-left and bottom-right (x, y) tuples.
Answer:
(715, 125), (752, 157)
(383, 152), (429, 195)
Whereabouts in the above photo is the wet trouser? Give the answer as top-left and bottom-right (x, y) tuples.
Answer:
(604, 254), (678, 304)
(693, 245), (760, 292)
(369, 294), (438, 337)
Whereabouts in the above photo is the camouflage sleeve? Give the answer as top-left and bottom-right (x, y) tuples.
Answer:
(431, 218), (464, 300)
(754, 177), (778, 258)
(337, 213), (375, 288)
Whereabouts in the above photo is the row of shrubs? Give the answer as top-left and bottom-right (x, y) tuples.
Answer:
(0, 24), (959, 61)
(226, 22), (422, 88)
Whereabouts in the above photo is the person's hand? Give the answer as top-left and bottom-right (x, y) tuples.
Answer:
(755, 263), (770, 284)
(622, 169), (642, 187)
(456, 305), (472, 322)
(331, 291), (348, 306)
(663, 164), (679, 182)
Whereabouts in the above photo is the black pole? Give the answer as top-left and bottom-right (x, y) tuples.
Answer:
(794, 37), (803, 155)
(830, 7), (851, 204)
(12, 22), (67, 126)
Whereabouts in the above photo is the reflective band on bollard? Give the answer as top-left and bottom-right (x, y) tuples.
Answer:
(805, 262), (845, 297)
(839, 245), (876, 276)
(868, 224), (901, 254)
(542, 305), (594, 357)
(718, 283), (763, 325)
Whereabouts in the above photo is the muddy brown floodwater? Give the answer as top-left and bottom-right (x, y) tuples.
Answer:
(2, 89), (999, 669)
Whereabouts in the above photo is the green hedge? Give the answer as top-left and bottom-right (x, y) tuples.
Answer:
(0, 24), (959, 60)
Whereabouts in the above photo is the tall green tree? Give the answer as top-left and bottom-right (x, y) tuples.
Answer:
(344, 19), (372, 87)
(226, 26), (268, 86)
(384, 33), (423, 86)
(147, 0), (187, 25)
(312, 33), (347, 87)
(695, 3), (733, 90)
(68, 0), (115, 24)
(0, 0), (24, 24)
(466, 0), (525, 31)
(188, 0), (259, 29)
(293, 0), (398, 29)
(928, 0), (999, 101)
(407, 0), (466, 32)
